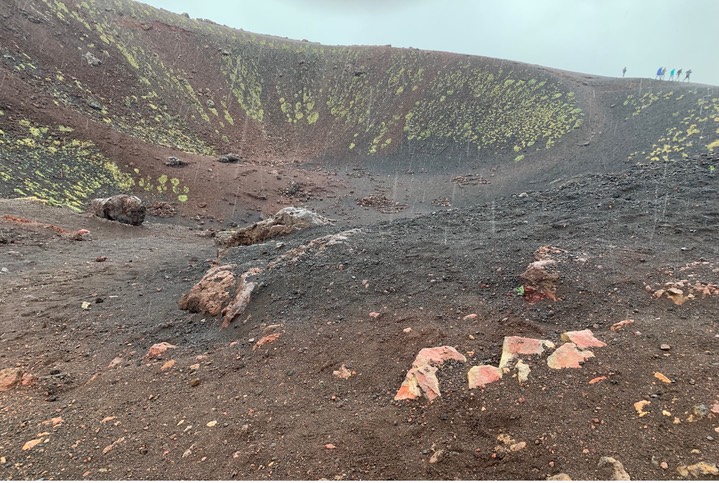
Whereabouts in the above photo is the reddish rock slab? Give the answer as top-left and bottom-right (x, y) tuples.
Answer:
(414, 346), (467, 367)
(547, 343), (595, 369)
(0, 368), (22, 391)
(499, 336), (554, 369)
(560, 329), (606, 349)
(395, 346), (466, 402)
(468, 365), (502, 389)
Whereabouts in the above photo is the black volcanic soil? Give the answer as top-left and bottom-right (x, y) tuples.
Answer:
(1, 153), (718, 480)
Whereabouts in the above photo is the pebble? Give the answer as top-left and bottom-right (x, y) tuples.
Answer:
(660, 344), (671, 351)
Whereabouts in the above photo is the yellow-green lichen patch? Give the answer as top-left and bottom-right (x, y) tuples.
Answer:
(0, 120), (136, 211)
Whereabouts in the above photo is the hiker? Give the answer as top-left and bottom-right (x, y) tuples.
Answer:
(661, 67), (667, 79)
(622, 66), (627, 77)
(677, 68), (683, 80)
(669, 68), (675, 81)
(655, 67), (663, 79)
(684, 69), (692, 81)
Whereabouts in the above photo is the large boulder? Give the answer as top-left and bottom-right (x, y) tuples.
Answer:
(91, 195), (146, 226)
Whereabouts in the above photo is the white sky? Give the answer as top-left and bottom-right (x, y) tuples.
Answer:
(139, 0), (719, 86)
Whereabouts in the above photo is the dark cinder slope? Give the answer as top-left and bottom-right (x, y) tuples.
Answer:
(0, 0), (717, 220)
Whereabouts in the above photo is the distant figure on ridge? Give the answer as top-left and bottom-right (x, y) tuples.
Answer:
(669, 68), (675, 81)
(684, 69), (692, 82)
(661, 67), (667, 79)
(677, 68), (683, 80)
(655, 67), (663, 79)
(622, 66), (627, 77)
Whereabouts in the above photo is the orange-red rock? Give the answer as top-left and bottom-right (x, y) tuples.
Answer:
(395, 346), (466, 402)
(547, 343), (595, 369)
(467, 365), (502, 389)
(498, 336), (554, 369)
(146, 342), (177, 359)
(560, 329), (606, 349)
(0, 368), (22, 391)
(254, 332), (281, 349)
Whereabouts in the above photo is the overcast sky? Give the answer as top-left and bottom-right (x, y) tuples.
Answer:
(139, 0), (719, 86)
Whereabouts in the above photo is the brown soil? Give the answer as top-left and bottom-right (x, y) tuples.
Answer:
(1, 154), (718, 480)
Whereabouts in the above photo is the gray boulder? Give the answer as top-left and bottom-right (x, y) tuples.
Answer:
(91, 195), (146, 226)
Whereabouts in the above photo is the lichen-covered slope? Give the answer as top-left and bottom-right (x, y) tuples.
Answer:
(0, 0), (716, 212)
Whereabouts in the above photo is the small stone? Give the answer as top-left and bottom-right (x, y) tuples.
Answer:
(547, 473), (572, 481)
(660, 461), (668, 469)
(369, 312), (381, 319)
(190, 378), (201, 387)
(403, 327), (412, 333)
(22, 439), (43, 451)
(146, 342), (177, 359)
(0, 368), (22, 391)
(654, 372), (672, 384)
(332, 364), (354, 380)
(660, 344), (671, 351)
(206, 420), (217, 427)
(463, 313), (478, 321)
(597, 456), (631, 480)
(634, 400), (651, 417)
(160, 360), (176, 372)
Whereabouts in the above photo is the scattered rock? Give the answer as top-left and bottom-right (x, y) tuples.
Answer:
(589, 375), (607, 384)
(495, 433), (527, 453)
(217, 153), (241, 163)
(164, 156), (187, 167)
(395, 346), (466, 402)
(146, 342), (177, 359)
(84, 52), (102, 66)
(547, 473), (572, 480)
(22, 438), (44, 451)
(633, 400), (651, 417)
(369, 311), (381, 319)
(253, 332), (280, 349)
(463, 313), (478, 320)
(547, 343), (595, 369)
(598, 456), (631, 480)
(108, 357), (123, 369)
(515, 360), (531, 384)
(654, 372), (672, 384)
(677, 461), (718, 478)
(610, 319), (634, 331)
(467, 365), (502, 389)
(91, 195), (146, 226)
(87, 100), (103, 110)
(560, 329), (606, 349)
(499, 336), (555, 370)
(206, 99), (215, 108)
(0, 368), (22, 391)
(332, 364), (355, 380)
(160, 360), (176, 372)
(660, 344), (671, 351)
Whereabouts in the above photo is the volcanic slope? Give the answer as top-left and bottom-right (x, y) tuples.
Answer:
(1, 0), (719, 481)
(0, 0), (717, 224)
